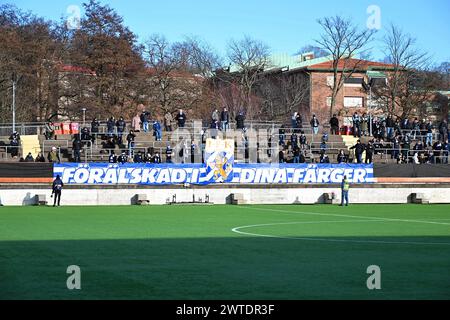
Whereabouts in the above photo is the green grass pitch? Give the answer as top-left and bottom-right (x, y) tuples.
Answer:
(0, 204), (449, 300)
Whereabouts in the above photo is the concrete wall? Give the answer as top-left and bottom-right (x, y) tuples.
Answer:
(1, 186), (449, 206)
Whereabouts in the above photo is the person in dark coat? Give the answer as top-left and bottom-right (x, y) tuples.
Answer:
(24, 152), (34, 162)
(35, 153), (45, 162)
(80, 127), (91, 142)
(365, 140), (374, 164)
(235, 111), (245, 130)
(72, 136), (83, 162)
(51, 175), (64, 207)
(116, 117), (126, 145)
(153, 152), (162, 164)
(176, 109), (187, 128)
(293, 145), (301, 163)
(386, 116), (395, 141)
(291, 132), (299, 148)
(107, 117), (115, 137)
(91, 118), (100, 142)
(296, 113), (303, 129)
(337, 150), (347, 163)
(133, 151), (144, 163)
(439, 119), (448, 142)
(299, 131), (307, 150)
(319, 151), (330, 163)
(350, 139), (365, 164)
(425, 120), (434, 147)
(329, 114), (339, 135)
(190, 140), (197, 163)
(126, 130), (136, 155)
(166, 145), (173, 163)
(352, 112), (360, 137)
(310, 115), (320, 135)
(279, 149), (286, 163)
(109, 151), (117, 163)
(140, 110), (150, 133)
(9, 131), (20, 158)
(118, 152), (128, 164)
(220, 107), (230, 131)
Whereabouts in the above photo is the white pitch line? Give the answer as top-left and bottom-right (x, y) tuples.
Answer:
(238, 206), (450, 227)
(231, 220), (450, 246)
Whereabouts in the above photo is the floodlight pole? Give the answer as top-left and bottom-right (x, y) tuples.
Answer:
(82, 108), (86, 127)
(369, 85), (373, 136)
(12, 79), (16, 132)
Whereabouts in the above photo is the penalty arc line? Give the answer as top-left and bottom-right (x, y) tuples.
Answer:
(238, 206), (450, 227)
(231, 220), (450, 246)
(231, 208), (450, 246)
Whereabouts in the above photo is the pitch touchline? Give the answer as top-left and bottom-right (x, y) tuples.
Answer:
(239, 206), (450, 227)
(231, 220), (450, 246)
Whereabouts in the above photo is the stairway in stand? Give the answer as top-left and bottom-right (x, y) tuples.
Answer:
(21, 135), (41, 158)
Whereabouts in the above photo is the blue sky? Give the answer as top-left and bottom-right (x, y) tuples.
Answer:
(4, 0), (450, 64)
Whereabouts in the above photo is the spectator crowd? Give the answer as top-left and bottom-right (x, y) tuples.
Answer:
(3, 107), (449, 165)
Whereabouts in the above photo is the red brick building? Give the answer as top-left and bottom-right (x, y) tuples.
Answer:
(218, 52), (397, 125)
(305, 58), (395, 125)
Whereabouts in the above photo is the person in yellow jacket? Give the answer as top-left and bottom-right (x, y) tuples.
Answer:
(340, 176), (350, 206)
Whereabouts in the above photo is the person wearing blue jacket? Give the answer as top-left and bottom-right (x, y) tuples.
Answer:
(153, 120), (162, 141)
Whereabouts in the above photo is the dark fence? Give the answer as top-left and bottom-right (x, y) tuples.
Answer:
(0, 163), (53, 178)
(374, 164), (450, 177)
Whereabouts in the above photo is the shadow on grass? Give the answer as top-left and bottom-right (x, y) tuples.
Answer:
(0, 236), (449, 300)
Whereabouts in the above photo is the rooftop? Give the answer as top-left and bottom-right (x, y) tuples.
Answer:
(227, 53), (396, 75)
(307, 58), (396, 72)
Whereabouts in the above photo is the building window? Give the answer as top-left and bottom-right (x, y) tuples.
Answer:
(326, 76), (334, 87)
(326, 97), (332, 107)
(344, 97), (363, 108)
(344, 77), (364, 87)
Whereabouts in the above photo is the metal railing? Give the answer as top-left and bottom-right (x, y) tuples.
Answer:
(370, 148), (449, 164)
(1, 118), (447, 137)
(42, 139), (68, 152)
(0, 122), (47, 136)
(0, 145), (22, 160)
(42, 140), (68, 163)
(0, 120), (314, 137)
(1, 118), (448, 165)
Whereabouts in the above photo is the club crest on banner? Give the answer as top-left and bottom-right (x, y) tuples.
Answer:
(204, 138), (234, 183)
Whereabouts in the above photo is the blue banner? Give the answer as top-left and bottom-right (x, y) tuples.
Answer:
(54, 163), (374, 185)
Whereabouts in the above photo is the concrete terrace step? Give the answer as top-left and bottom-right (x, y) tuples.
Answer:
(30, 131), (351, 163)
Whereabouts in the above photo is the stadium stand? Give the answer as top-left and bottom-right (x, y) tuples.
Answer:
(0, 118), (448, 165)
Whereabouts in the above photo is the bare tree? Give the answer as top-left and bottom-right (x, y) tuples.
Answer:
(432, 61), (450, 91)
(398, 69), (442, 119)
(257, 71), (310, 120)
(144, 34), (204, 116)
(225, 36), (271, 118)
(69, 0), (145, 118)
(0, 4), (62, 122)
(372, 24), (432, 118)
(181, 36), (225, 117)
(316, 15), (376, 117)
(179, 36), (222, 78)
